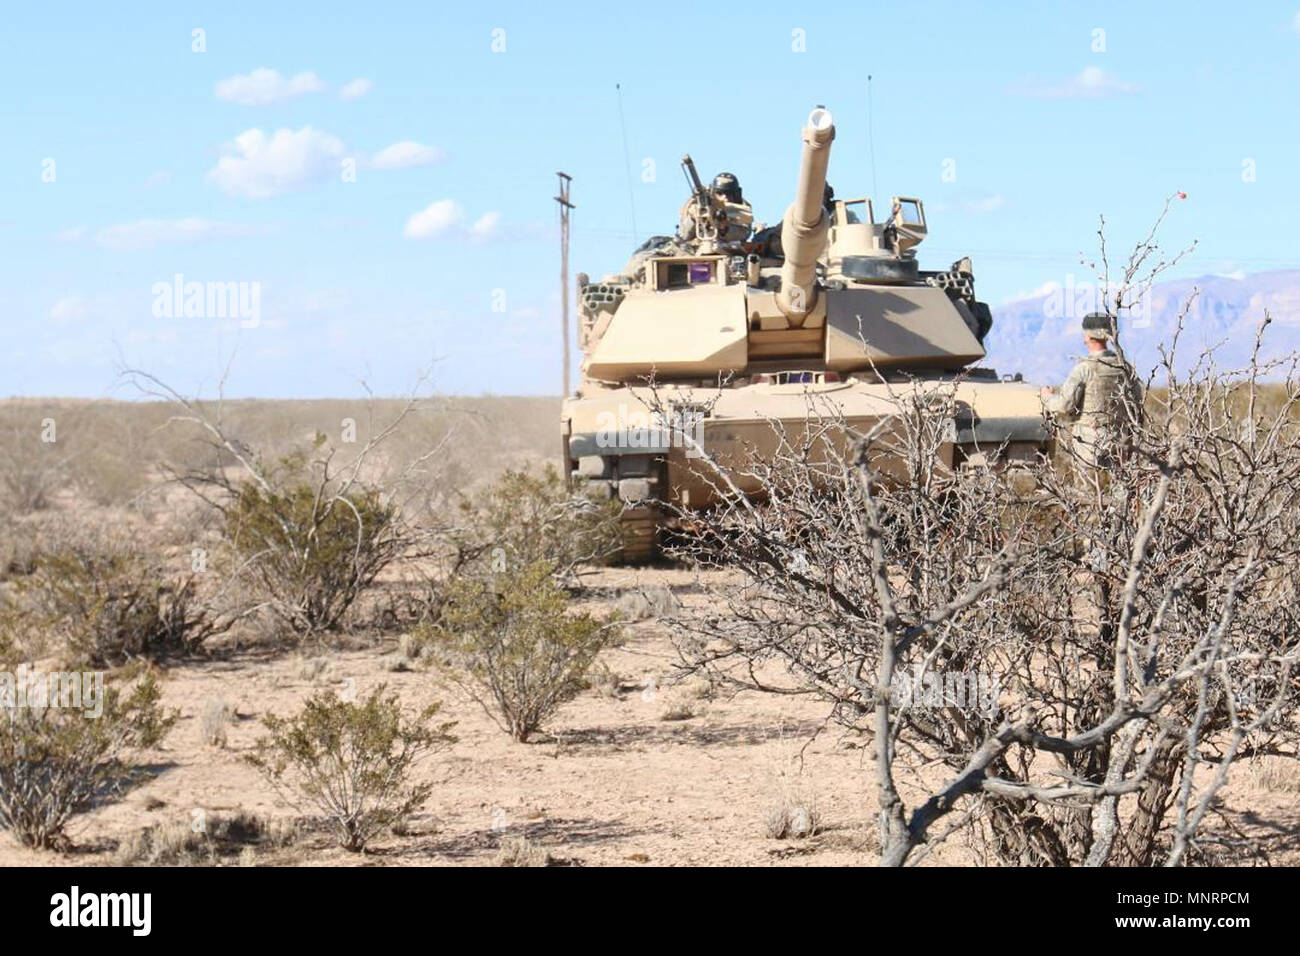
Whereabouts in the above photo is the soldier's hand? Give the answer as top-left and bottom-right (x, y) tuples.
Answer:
(1039, 386), (1054, 399)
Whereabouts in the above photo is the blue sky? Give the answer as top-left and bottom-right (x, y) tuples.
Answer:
(2, 1), (1298, 398)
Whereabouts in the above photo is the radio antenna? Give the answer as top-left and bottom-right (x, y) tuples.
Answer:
(615, 83), (639, 244)
(867, 74), (879, 203)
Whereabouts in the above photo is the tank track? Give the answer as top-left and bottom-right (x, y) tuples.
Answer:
(616, 503), (662, 563)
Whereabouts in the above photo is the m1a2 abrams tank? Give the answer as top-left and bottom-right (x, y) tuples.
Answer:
(562, 106), (1048, 561)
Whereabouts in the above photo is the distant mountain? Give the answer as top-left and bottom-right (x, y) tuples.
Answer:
(984, 269), (1300, 384)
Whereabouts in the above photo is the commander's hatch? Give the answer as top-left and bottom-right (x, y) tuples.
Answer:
(830, 198), (884, 260)
(890, 197), (927, 254)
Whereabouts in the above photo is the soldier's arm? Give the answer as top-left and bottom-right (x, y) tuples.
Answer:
(1042, 363), (1087, 416)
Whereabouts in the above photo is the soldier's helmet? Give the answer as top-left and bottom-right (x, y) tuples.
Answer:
(1082, 312), (1114, 341)
(711, 172), (743, 203)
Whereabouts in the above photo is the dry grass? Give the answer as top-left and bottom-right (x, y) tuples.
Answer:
(613, 585), (680, 621)
(494, 835), (551, 867)
(763, 800), (823, 840)
(0, 396), (559, 519)
(114, 812), (296, 866)
(200, 698), (233, 748)
(1246, 756), (1300, 794)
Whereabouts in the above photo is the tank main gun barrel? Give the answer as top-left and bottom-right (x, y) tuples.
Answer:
(777, 107), (835, 322)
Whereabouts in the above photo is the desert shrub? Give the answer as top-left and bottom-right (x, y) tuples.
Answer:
(246, 685), (456, 852)
(115, 811), (295, 866)
(494, 834), (550, 867)
(0, 543), (230, 667)
(200, 697), (233, 747)
(224, 469), (405, 637)
(763, 801), (823, 841)
(0, 520), (40, 582)
(671, 326), (1300, 866)
(658, 699), (698, 722)
(0, 674), (174, 850)
(614, 585), (679, 621)
(117, 375), (453, 639)
(455, 465), (621, 584)
(0, 435), (68, 515)
(1246, 756), (1300, 794)
(588, 661), (624, 699)
(425, 561), (621, 742)
(297, 656), (331, 683)
(71, 446), (151, 508)
(397, 631), (426, 661)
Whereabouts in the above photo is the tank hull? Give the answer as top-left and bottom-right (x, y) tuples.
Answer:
(562, 377), (1048, 560)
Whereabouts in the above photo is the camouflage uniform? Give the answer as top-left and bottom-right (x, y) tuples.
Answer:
(1043, 349), (1143, 468)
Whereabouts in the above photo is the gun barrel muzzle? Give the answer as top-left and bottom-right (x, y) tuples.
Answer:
(777, 108), (835, 323)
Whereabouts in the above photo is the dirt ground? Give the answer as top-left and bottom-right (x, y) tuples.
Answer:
(1, 561), (1295, 867)
(0, 398), (1296, 866)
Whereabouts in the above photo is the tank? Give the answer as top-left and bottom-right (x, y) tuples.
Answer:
(562, 106), (1047, 561)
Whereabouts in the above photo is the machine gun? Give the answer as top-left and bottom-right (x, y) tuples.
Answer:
(679, 154), (721, 248)
(681, 154), (708, 207)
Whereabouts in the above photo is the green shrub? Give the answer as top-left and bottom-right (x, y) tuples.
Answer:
(0, 544), (228, 667)
(225, 476), (404, 637)
(426, 561), (621, 742)
(0, 674), (175, 850)
(456, 465), (621, 583)
(246, 685), (455, 852)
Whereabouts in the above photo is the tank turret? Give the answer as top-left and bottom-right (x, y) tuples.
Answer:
(561, 104), (1050, 561)
(777, 107), (835, 324)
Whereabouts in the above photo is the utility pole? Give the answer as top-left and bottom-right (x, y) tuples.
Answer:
(555, 172), (574, 399)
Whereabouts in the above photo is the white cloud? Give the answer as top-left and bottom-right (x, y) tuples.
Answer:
(339, 78), (374, 101)
(369, 140), (445, 170)
(403, 199), (464, 239)
(403, 201), (508, 242)
(49, 296), (89, 323)
(402, 202), (507, 242)
(965, 194), (1005, 214)
(208, 127), (345, 199)
(215, 68), (326, 105)
(929, 194), (1005, 215)
(1291, 12), (1300, 32)
(58, 217), (271, 251)
(1002, 280), (1062, 305)
(470, 211), (501, 242)
(1012, 66), (1138, 99)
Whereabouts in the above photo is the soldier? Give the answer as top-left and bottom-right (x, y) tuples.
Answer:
(711, 171), (743, 204)
(1040, 312), (1143, 469)
(677, 171), (753, 245)
(712, 172), (753, 242)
